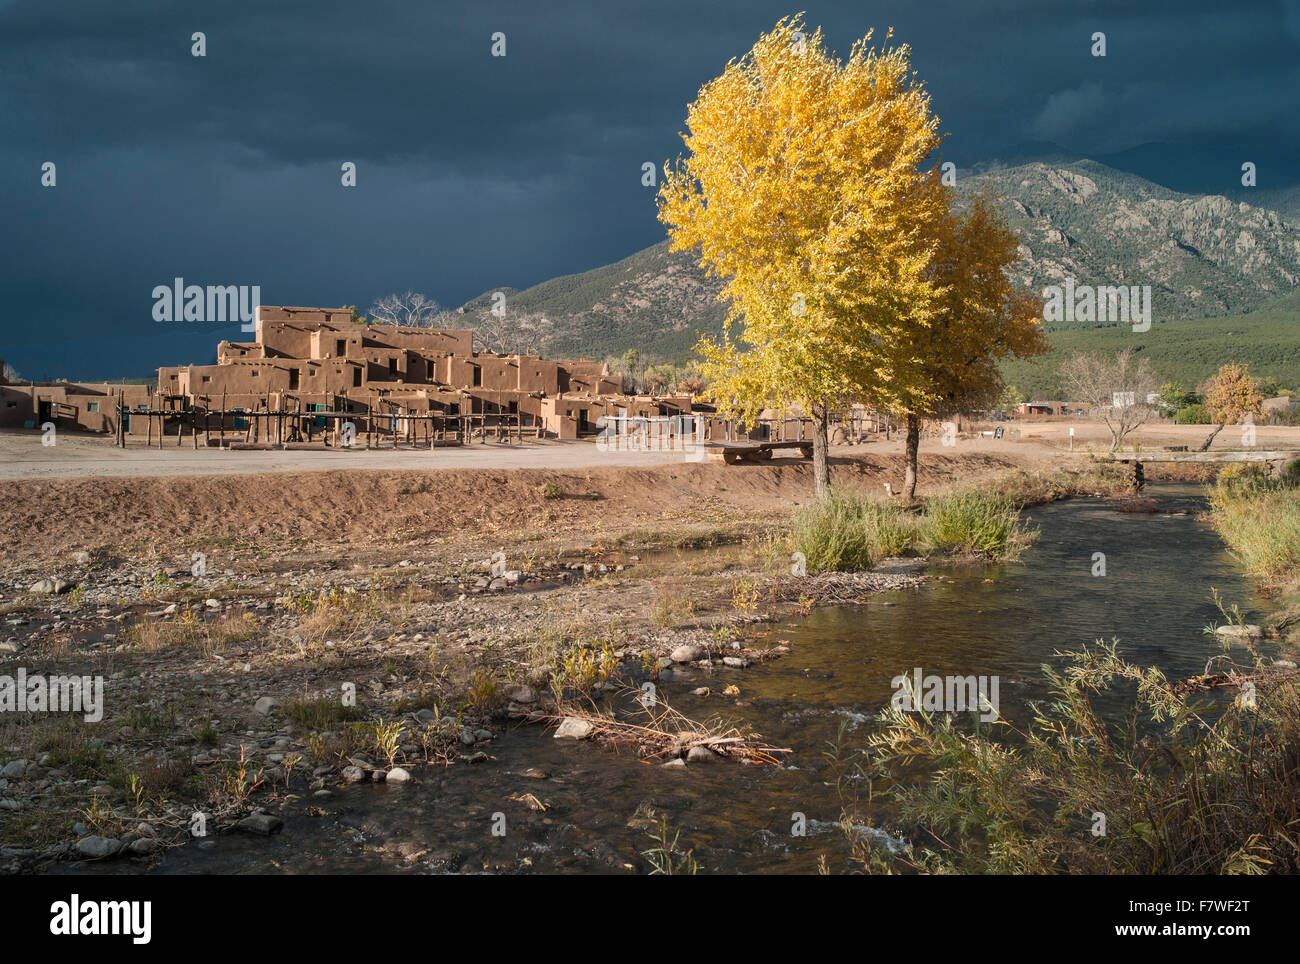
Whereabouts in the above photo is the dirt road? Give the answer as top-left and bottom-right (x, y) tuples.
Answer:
(0, 431), (690, 481)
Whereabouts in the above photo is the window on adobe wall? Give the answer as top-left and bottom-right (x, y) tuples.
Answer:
(87, 402), (99, 412)
(353, 368), (362, 387)
(472, 367), (482, 387)
(289, 369), (300, 390)
(336, 339), (346, 356)
(251, 370), (259, 377)
(389, 357), (398, 375)
(201, 375), (211, 383)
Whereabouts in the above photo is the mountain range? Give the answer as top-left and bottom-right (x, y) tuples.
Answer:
(456, 158), (1300, 395)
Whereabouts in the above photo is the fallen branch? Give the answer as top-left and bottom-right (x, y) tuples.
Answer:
(548, 690), (790, 766)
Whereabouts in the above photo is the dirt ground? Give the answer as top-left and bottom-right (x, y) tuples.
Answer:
(7, 417), (1294, 562)
(0, 434), (1053, 563)
(0, 423), (1228, 872)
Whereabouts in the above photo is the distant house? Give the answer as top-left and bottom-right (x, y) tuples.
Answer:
(1017, 401), (1060, 416)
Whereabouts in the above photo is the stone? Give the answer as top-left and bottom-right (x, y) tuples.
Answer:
(385, 767), (412, 784)
(723, 656), (749, 668)
(1, 760), (26, 780)
(670, 644), (702, 663)
(0, 641), (18, 654)
(253, 696), (275, 715)
(76, 836), (121, 859)
(660, 758), (687, 768)
(459, 728), (477, 746)
(504, 570), (523, 584)
(236, 813), (283, 836)
(502, 683), (537, 704)
(29, 578), (73, 595)
(128, 838), (162, 856)
(72, 551), (92, 565)
(553, 717), (594, 740)
(686, 745), (718, 763)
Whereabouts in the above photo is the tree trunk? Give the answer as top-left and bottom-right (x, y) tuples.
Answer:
(1197, 423), (1224, 453)
(902, 412), (921, 500)
(812, 402), (831, 498)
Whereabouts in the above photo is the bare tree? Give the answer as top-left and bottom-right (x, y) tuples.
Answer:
(472, 312), (545, 356)
(368, 291), (448, 328)
(1059, 349), (1160, 450)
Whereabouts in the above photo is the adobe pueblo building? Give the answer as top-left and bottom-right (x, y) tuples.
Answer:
(0, 359), (152, 434)
(149, 306), (696, 445)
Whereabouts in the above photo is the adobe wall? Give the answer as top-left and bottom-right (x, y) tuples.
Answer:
(0, 383), (151, 433)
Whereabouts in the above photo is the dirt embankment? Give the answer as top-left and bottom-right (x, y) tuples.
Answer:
(0, 452), (1033, 561)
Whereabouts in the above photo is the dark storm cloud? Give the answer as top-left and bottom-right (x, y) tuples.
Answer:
(0, 0), (1296, 378)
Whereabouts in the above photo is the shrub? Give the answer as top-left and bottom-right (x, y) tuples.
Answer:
(859, 641), (1300, 874)
(1209, 468), (1300, 580)
(790, 489), (918, 573)
(920, 491), (1034, 560)
(792, 487), (1036, 572)
(1175, 403), (1211, 424)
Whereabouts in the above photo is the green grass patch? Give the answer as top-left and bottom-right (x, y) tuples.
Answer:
(1208, 463), (1300, 582)
(791, 486), (1038, 573)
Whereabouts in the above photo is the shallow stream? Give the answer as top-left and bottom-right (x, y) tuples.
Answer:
(109, 483), (1268, 874)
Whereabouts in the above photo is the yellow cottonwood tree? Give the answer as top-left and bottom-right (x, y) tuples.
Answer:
(895, 192), (1049, 498)
(1199, 362), (1264, 452)
(657, 16), (949, 496)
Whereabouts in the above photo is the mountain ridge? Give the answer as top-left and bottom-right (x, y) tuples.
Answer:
(457, 157), (1300, 367)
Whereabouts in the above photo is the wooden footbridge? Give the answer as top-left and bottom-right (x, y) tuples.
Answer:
(1102, 449), (1300, 487)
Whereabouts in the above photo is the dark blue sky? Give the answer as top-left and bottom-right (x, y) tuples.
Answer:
(2, 0), (1298, 380)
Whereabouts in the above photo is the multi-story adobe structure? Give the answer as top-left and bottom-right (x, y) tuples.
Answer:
(151, 306), (695, 440)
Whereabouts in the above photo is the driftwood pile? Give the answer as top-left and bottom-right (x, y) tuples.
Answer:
(771, 570), (925, 605)
(549, 694), (790, 766)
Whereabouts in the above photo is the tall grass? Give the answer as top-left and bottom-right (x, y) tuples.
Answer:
(791, 487), (1035, 573)
(790, 489), (919, 573)
(1208, 463), (1300, 582)
(922, 491), (1029, 558)
(856, 641), (1300, 874)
